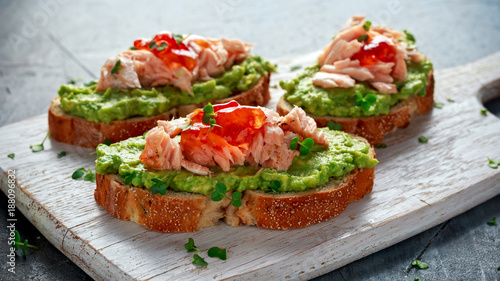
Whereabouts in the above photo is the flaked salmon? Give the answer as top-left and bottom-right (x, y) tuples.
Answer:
(140, 102), (329, 175)
(315, 15), (427, 94)
(97, 32), (252, 93)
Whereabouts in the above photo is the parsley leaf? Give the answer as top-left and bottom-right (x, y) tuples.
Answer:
(185, 238), (202, 252)
(67, 76), (82, 85)
(13, 231), (38, 256)
(266, 180), (281, 193)
(30, 132), (50, 153)
(480, 109), (488, 116)
(411, 259), (429, 269)
(375, 143), (387, 149)
(290, 65), (301, 71)
(418, 136), (428, 144)
(207, 247), (227, 260)
(357, 34), (369, 42)
(488, 157), (500, 169)
(7, 153), (15, 159)
(103, 138), (112, 146)
(414, 278), (420, 281)
(404, 30), (416, 44)
(433, 102), (444, 109)
(202, 103), (222, 131)
(172, 33), (184, 45)
(363, 21), (372, 31)
(151, 178), (167, 195)
(130, 46), (137, 50)
(121, 171), (137, 185)
(210, 183), (242, 207)
(57, 151), (67, 158)
(192, 254), (208, 267)
(111, 60), (121, 74)
(289, 137), (314, 155)
(72, 168), (86, 179)
(447, 98), (455, 102)
(83, 170), (96, 182)
(487, 217), (497, 226)
(83, 80), (96, 87)
(355, 93), (377, 111)
(327, 121), (342, 131)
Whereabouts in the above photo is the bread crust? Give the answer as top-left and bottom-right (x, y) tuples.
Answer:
(94, 137), (375, 232)
(277, 71), (434, 145)
(49, 74), (270, 148)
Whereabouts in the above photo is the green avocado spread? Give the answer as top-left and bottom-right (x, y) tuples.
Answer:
(95, 128), (378, 195)
(280, 33), (433, 118)
(58, 56), (274, 123)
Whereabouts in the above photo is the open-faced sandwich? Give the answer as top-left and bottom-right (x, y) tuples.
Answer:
(49, 32), (274, 148)
(94, 101), (378, 232)
(277, 16), (434, 145)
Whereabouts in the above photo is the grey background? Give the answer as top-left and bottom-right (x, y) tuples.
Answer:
(0, 0), (499, 280)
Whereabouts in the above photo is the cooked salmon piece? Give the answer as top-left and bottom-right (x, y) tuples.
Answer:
(320, 39), (363, 66)
(96, 50), (193, 93)
(392, 44), (408, 81)
(312, 72), (356, 88)
(371, 82), (398, 94)
(156, 118), (189, 138)
(280, 106), (329, 146)
(180, 159), (210, 176)
(320, 59), (374, 81)
(365, 61), (394, 83)
(140, 126), (182, 171)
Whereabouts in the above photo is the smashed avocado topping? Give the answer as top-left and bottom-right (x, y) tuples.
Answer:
(95, 129), (378, 195)
(280, 33), (433, 118)
(59, 56), (274, 123)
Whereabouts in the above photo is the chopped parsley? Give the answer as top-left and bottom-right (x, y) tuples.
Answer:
(192, 254), (208, 267)
(185, 238), (202, 252)
(488, 157), (500, 169)
(110, 60), (121, 74)
(411, 259), (429, 269)
(375, 143), (387, 149)
(72, 168), (96, 182)
(447, 98), (455, 102)
(355, 93), (377, 111)
(57, 151), (67, 158)
(480, 109), (488, 116)
(290, 137), (314, 155)
(30, 132), (50, 153)
(433, 102), (444, 109)
(290, 65), (302, 71)
(7, 153), (14, 159)
(207, 247), (227, 260)
(357, 34), (369, 42)
(13, 230), (38, 256)
(327, 120), (342, 131)
(210, 182), (242, 207)
(487, 217), (497, 226)
(418, 136), (428, 144)
(363, 21), (372, 31)
(151, 178), (167, 195)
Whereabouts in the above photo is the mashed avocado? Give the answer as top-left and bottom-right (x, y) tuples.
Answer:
(59, 56), (274, 123)
(95, 129), (378, 195)
(280, 31), (433, 118)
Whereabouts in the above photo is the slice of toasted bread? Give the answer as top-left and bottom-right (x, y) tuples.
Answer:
(94, 136), (375, 232)
(49, 74), (270, 148)
(277, 71), (434, 145)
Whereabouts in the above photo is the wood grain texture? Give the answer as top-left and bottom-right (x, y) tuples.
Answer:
(1, 51), (500, 281)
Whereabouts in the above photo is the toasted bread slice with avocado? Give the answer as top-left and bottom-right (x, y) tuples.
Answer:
(48, 74), (270, 148)
(277, 71), (434, 145)
(94, 134), (375, 233)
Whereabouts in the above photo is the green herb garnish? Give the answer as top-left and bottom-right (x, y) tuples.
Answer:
(497, 265), (500, 270)
(121, 171), (137, 185)
(83, 80), (96, 87)
(210, 182), (242, 207)
(404, 30), (416, 43)
(327, 120), (342, 131)
(208, 247), (227, 260)
(185, 238), (202, 252)
(433, 102), (444, 109)
(103, 138), (112, 146)
(202, 103), (222, 131)
(357, 34), (369, 42)
(488, 157), (500, 169)
(411, 259), (429, 269)
(130, 46), (137, 50)
(72, 168), (95, 182)
(290, 65), (301, 71)
(7, 153), (14, 159)
(355, 93), (377, 111)
(480, 109), (488, 116)
(447, 98), (455, 102)
(290, 137), (314, 155)
(57, 151), (67, 158)
(418, 136), (428, 144)
(363, 21), (372, 31)
(179, 122), (192, 130)
(67, 76), (82, 85)
(151, 178), (167, 195)
(156, 42), (168, 51)
(192, 254), (208, 267)
(172, 33), (185, 45)
(375, 143), (387, 149)
(111, 60), (121, 74)
(13, 230), (38, 256)
(414, 278), (420, 281)
(30, 132), (50, 153)
(266, 180), (281, 193)
(487, 217), (497, 226)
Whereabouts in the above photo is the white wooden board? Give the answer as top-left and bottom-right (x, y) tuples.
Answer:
(1, 51), (500, 281)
